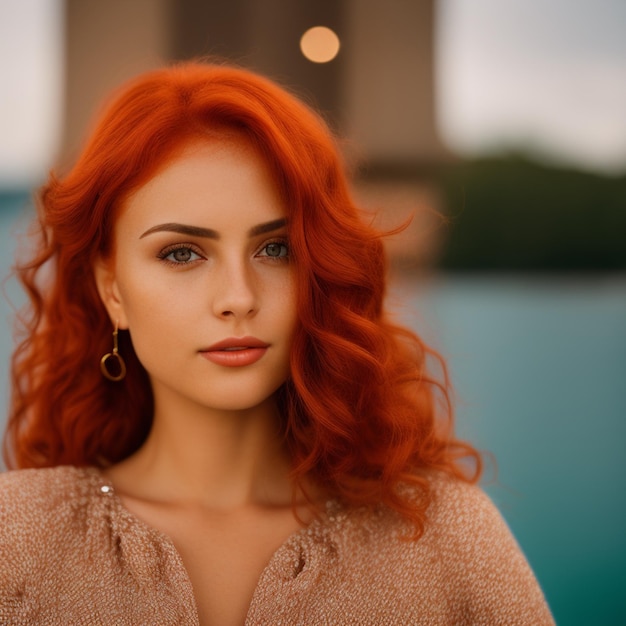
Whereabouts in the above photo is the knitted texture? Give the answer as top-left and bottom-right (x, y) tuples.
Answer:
(0, 466), (554, 625)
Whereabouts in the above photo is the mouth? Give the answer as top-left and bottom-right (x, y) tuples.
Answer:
(204, 336), (269, 351)
(199, 336), (269, 367)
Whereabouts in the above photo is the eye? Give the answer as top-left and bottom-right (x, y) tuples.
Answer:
(158, 244), (203, 265)
(257, 240), (289, 260)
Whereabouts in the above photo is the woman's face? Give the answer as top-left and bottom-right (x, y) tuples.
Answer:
(95, 138), (296, 416)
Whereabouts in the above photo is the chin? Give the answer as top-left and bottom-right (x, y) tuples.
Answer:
(199, 384), (284, 414)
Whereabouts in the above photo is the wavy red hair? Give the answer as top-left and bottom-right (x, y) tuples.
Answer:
(4, 62), (480, 536)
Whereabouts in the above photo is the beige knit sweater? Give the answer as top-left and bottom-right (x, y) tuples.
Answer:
(0, 466), (553, 625)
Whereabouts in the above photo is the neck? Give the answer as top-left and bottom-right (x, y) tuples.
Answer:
(108, 392), (296, 510)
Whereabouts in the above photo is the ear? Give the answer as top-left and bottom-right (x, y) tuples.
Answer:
(93, 256), (129, 329)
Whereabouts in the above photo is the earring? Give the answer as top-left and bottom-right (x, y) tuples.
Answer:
(100, 322), (127, 382)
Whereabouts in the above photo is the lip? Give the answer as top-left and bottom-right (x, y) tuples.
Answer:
(204, 336), (269, 352)
(199, 336), (269, 368)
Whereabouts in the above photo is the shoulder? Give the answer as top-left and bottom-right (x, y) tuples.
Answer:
(423, 476), (554, 623)
(0, 464), (93, 491)
(331, 473), (511, 550)
(425, 473), (515, 545)
(422, 475), (537, 577)
(0, 466), (100, 561)
(321, 475), (554, 624)
(0, 465), (97, 516)
(0, 466), (200, 622)
(424, 476), (554, 622)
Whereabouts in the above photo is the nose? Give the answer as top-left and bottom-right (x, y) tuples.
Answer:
(212, 257), (258, 320)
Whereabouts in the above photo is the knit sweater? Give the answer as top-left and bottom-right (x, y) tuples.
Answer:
(0, 466), (554, 625)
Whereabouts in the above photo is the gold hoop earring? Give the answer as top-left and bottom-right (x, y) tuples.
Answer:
(100, 322), (127, 382)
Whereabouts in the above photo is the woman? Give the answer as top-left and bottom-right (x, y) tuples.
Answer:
(0, 62), (554, 625)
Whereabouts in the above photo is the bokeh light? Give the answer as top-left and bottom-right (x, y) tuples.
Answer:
(300, 26), (340, 64)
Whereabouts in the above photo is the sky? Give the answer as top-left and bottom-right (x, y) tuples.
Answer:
(436, 0), (626, 173)
(1, 0), (625, 186)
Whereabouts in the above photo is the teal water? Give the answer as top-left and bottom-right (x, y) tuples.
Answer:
(1, 192), (625, 624)
(0, 192), (33, 437)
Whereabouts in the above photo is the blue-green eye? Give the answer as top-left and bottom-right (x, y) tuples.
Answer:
(259, 241), (289, 259)
(158, 245), (202, 264)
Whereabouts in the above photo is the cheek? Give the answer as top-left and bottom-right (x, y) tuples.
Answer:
(281, 286), (299, 371)
(115, 273), (181, 353)
(117, 277), (152, 325)
(116, 263), (174, 316)
(275, 274), (298, 330)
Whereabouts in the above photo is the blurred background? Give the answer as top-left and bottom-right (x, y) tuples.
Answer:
(1, 1), (625, 622)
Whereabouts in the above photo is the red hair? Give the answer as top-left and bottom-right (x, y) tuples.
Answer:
(4, 62), (480, 536)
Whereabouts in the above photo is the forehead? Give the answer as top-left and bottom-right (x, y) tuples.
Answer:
(117, 137), (286, 230)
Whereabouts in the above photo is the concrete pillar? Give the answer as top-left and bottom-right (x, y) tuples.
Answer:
(342, 0), (446, 167)
(62, 0), (170, 165)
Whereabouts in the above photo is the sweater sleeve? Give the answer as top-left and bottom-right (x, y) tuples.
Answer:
(430, 478), (555, 625)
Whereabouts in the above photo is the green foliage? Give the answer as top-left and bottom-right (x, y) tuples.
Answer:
(438, 155), (626, 271)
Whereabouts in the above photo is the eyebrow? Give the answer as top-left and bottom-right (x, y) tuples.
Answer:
(139, 218), (288, 240)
